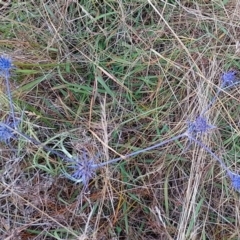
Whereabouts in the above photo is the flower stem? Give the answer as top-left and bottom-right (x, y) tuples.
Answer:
(187, 135), (230, 175)
(98, 132), (187, 167)
(5, 72), (16, 126)
(3, 122), (70, 161)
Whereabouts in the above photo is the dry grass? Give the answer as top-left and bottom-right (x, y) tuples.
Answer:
(1, 0), (240, 239)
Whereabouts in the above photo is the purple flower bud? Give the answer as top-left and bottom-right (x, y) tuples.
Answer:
(222, 71), (237, 87)
(63, 151), (99, 185)
(187, 116), (215, 135)
(228, 172), (240, 192)
(231, 176), (240, 191)
(0, 119), (17, 144)
(0, 55), (13, 75)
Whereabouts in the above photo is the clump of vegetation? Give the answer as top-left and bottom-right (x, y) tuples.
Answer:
(1, 1), (240, 239)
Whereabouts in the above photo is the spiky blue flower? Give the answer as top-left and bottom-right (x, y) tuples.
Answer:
(222, 71), (237, 87)
(227, 172), (240, 192)
(63, 151), (99, 185)
(0, 55), (13, 76)
(230, 175), (240, 192)
(0, 55), (16, 125)
(187, 116), (215, 136)
(0, 119), (17, 144)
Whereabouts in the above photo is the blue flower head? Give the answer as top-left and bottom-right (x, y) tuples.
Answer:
(0, 112), (22, 144)
(0, 55), (13, 76)
(229, 173), (240, 192)
(63, 150), (99, 186)
(222, 71), (237, 87)
(187, 116), (216, 135)
(0, 120), (17, 144)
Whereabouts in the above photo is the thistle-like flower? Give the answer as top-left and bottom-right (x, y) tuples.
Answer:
(63, 150), (99, 185)
(0, 55), (16, 126)
(228, 172), (240, 192)
(0, 55), (13, 75)
(222, 71), (237, 87)
(0, 118), (17, 144)
(187, 116), (216, 136)
(0, 109), (25, 145)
